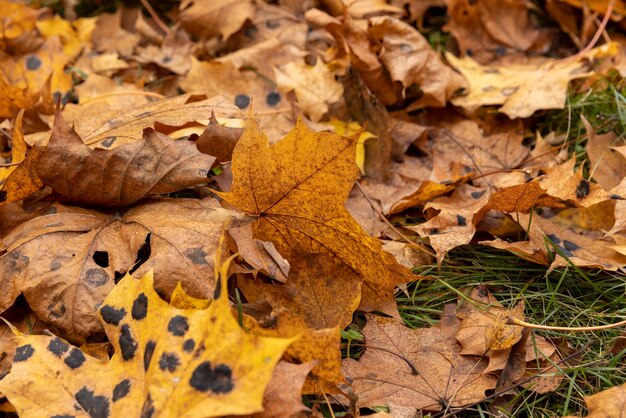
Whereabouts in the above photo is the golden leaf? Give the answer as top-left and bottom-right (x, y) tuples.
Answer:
(0, 266), (293, 417)
(220, 116), (415, 317)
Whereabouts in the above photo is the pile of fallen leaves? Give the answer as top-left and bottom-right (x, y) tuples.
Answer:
(1, 0), (626, 416)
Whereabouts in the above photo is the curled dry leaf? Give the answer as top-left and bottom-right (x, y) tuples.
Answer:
(196, 112), (244, 163)
(368, 16), (466, 108)
(0, 198), (236, 342)
(0, 268), (293, 417)
(220, 116), (416, 318)
(566, 382), (626, 417)
(32, 110), (215, 207)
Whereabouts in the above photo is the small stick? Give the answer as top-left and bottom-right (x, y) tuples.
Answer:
(508, 316), (626, 331)
(139, 0), (171, 35)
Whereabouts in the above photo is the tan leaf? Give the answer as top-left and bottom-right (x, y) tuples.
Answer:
(368, 16), (467, 108)
(343, 312), (497, 411)
(179, 0), (255, 40)
(446, 50), (597, 118)
(0, 198), (235, 342)
(31, 110), (214, 207)
(274, 59), (344, 122)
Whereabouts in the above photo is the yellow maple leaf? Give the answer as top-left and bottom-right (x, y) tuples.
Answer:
(219, 117), (415, 317)
(0, 263), (293, 417)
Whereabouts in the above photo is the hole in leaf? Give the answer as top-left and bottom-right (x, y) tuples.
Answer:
(92, 251), (109, 268)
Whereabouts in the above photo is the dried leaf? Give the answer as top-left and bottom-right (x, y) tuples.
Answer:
(220, 117), (415, 317)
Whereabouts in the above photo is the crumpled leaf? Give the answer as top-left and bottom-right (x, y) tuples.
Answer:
(0, 266), (293, 417)
(220, 116), (416, 318)
(0, 198), (236, 342)
(368, 16), (466, 108)
(29, 110), (215, 207)
(342, 309), (497, 411)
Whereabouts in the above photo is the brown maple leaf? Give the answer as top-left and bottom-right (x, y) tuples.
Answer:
(220, 116), (417, 318)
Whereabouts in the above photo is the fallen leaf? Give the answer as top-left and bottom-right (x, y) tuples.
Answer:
(342, 311), (497, 411)
(248, 360), (315, 418)
(0, 266), (293, 417)
(238, 253), (362, 329)
(446, 50), (597, 118)
(29, 110), (215, 207)
(274, 59), (344, 122)
(242, 307), (344, 394)
(368, 16), (466, 108)
(0, 198), (236, 342)
(220, 116), (416, 318)
(179, 0), (255, 40)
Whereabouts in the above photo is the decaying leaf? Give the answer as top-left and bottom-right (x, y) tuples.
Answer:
(563, 382), (626, 418)
(220, 116), (416, 317)
(0, 198), (236, 342)
(0, 267), (293, 417)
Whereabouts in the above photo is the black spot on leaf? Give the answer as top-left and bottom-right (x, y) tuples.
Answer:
(159, 352), (180, 372)
(162, 56), (172, 63)
(112, 379), (130, 402)
(563, 240), (581, 252)
(92, 251), (109, 268)
(456, 215), (467, 226)
(168, 316), (189, 336)
(189, 361), (235, 394)
(235, 94), (250, 109)
(144, 340), (156, 371)
(48, 338), (69, 357)
(0, 191), (6, 202)
(184, 247), (208, 265)
(611, 194), (624, 200)
(244, 24), (258, 38)
(576, 180), (590, 199)
(183, 339), (195, 353)
(100, 305), (126, 326)
(132, 293), (148, 320)
(119, 324), (138, 361)
(429, 227), (440, 235)
(50, 260), (62, 271)
(471, 190), (486, 199)
(101, 137), (116, 148)
(65, 348), (86, 369)
(547, 234), (560, 244)
(86, 268), (109, 287)
(75, 387), (110, 418)
(26, 55), (41, 70)
(14, 344), (34, 362)
(266, 91), (280, 106)
(52, 415), (75, 418)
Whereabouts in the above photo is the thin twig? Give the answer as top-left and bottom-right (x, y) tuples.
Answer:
(555, 0), (614, 66)
(508, 316), (626, 331)
(0, 161), (21, 167)
(139, 0), (171, 35)
(355, 181), (436, 258)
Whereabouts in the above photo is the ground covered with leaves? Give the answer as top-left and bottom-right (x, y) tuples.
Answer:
(1, 0), (626, 417)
